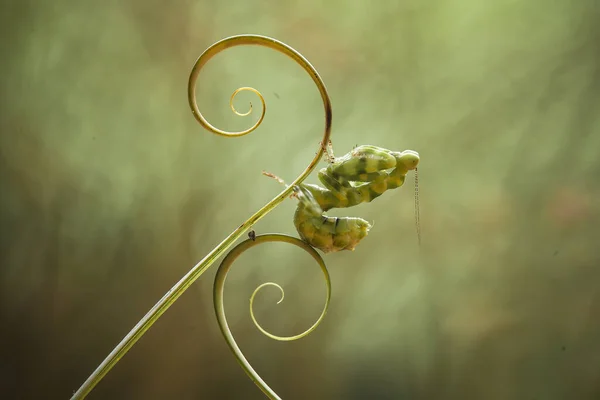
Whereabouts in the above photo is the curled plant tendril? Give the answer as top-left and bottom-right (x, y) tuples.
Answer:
(249, 282), (327, 341)
(71, 35), (332, 400)
(187, 35), (331, 140)
(250, 282), (327, 342)
(214, 234), (331, 399)
(229, 87), (264, 119)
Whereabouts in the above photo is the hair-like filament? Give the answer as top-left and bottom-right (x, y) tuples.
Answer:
(414, 168), (421, 246)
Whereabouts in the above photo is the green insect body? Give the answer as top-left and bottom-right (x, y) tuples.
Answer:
(265, 143), (420, 253)
(291, 185), (372, 253)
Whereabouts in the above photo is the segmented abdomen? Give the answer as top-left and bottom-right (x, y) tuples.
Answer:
(293, 205), (371, 253)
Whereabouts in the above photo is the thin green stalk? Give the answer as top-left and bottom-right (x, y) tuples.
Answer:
(71, 34), (332, 399)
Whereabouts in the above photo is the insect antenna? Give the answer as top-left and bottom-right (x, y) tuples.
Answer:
(414, 167), (421, 246)
(262, 170), (286, 186)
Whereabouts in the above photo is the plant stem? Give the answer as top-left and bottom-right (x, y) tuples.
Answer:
(71, 34), (332, 399)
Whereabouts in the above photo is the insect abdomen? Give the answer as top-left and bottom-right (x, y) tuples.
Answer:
(294, 208), (372, 253)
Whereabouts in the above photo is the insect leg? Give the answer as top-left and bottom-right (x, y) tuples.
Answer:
(293, 185), (324, 216)
(326, 139), (336, 161)
(321, 139), (337, 163)
(317, 168), (351, 190)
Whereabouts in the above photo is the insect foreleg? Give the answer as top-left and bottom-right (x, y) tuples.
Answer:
(292, 185), (324, 216)
(325, 139), (336, 163)
(316, 167), (371, 209)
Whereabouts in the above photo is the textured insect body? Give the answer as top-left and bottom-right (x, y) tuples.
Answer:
(328, 145), (397, 177)
(264, 143), (419, 253)
(305, 147), (420, 210)
(292, 186), (372, 253)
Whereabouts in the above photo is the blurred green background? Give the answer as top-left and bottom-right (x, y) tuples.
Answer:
(1, 0), (599, 399)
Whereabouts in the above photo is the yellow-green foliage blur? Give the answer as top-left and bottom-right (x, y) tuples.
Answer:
(1, 1), (599, 399)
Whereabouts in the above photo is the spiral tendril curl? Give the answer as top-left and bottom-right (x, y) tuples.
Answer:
(214, 234), (331, 399)
(229, 87), (264, 119)
(249, 282), (327, 342)
(71, 34), (333, 400)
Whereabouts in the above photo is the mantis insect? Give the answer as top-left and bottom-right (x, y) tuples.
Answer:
(264, 140), (420, 253)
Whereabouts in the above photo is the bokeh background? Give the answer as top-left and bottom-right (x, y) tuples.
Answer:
(2, 0), (599, 399)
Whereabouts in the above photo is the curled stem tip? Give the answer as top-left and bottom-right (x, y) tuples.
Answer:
(252, 282), (285, 304)
(188, 34), (332, 143)
(214, 234), (331, 399)
(230, 87), (264, 119)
